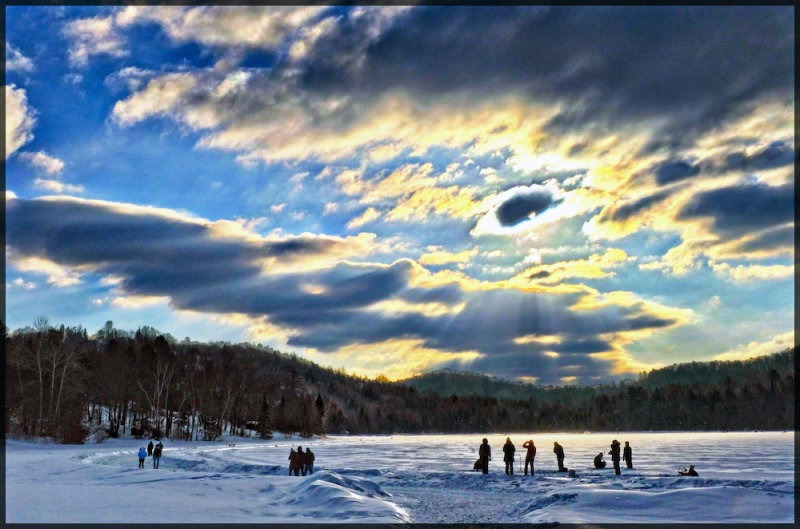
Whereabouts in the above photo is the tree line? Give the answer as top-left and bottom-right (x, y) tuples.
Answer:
(4, 319), (794, 444)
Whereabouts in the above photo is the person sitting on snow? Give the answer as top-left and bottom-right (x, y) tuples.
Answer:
(593, 452), (607, 469)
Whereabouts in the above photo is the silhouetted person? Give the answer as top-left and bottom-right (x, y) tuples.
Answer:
(138, 446), (147, 469)
(304, 448), (315, 475)
(522, 440), (536, 475)
(503, 437), (516, 475)
(623, 441), (633, 469)
(679, 465), (699, 476)
(473, 458), (482, 471)
(478, 438), (491, 474)
(147, 440), (153, 456)
(609, 439), (621, 475)
(593, 452), (607, 469)
(152, 441), (163, 469)
(553, 442), (566, 472)
(289, 447), (303, 476)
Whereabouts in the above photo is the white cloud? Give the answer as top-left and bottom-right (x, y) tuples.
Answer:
(20, 151), (65, 175)
(63, 14), (128, 67)
(6, 42), (34, 72)
(7, 278), (37, 290)
(346, 207), (381, 230)
(33, 178), (85, 194)
(119, 6), (325, 49)
(710, 261), (795, 282)
(270, 203), (287, 214)
(5, 84), (36, 158)
(8, 253), (85, 287)
(713, 331), (795, 362)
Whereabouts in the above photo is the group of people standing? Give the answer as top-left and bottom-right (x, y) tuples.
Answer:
(137, 439), (164, 469)
(593, 440), (633, 475)
(288, 446), (315, 476)
(475, 437), (539, 475)
(475, 438), (634, 476)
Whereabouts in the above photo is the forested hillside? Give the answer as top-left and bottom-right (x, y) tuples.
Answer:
(4, 319), (794, 444)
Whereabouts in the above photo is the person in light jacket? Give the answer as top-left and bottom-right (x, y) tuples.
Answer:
(137, 446), (147, 469)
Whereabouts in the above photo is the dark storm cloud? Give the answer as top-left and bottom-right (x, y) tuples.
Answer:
(722, 141), (795, 172)
(603, 189), (675, 222)
(728, 224), (795, 255)
(496, 190), (559, 226)
(648, 140), (794, 187)
(7, 196), (683, 382)
(654, 161), (701, 186)
(677, 182), (794, 237)
(300, 6), (792, 145)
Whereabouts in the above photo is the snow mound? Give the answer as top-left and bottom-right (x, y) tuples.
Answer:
(284, 471), (410, 522)
(522, 483), (794, 523)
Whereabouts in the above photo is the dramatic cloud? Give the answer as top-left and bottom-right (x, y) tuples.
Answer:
(5, 84), (36, 158)
(6, 195), (690, 383)
(5, 6), (793, 381)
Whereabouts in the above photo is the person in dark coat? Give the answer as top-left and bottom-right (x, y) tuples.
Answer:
(304, 448), (315, 475)
(152, 441), (163, 469)
(522, 440), (536, 475)
(609, 439), (621, 475)
(289, 447), (303, 476)
(147, 440), (154, 456)
(679, 465), (699, 476)
(623, 441), (633, 469)
(502, 437), (516, 475)
(478, 438), (491, 474)
(593, 452), (607, 469)
(553, 442), (566, 472)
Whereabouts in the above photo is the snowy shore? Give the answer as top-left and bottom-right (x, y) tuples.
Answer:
(5, 431), (794, 523)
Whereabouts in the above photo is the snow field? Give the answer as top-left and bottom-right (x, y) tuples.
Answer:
(6, 431), (793, 523)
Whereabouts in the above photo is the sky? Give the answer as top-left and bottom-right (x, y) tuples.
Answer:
(4, 6), (795, 384)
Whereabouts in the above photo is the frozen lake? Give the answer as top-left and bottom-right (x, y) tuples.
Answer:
(6, 431), (794, 523)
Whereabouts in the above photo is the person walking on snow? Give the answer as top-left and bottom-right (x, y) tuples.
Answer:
(609, 439), (621, 475)
(147, 440), (153, 456)
(522, 440), (536, 475)
(478, 438), (491, 475)
(137, 446), (147, 469)
(152, 441), (163, 469)
(503, 437), (516, 475)
(623, 441), (633, 469)
(553, 442), (566, 472)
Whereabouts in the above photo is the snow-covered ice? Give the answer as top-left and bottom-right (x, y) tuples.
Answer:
(5, 431), (793, 523)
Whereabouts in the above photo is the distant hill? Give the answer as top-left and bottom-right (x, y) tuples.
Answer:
(399, 348), (796, 401)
